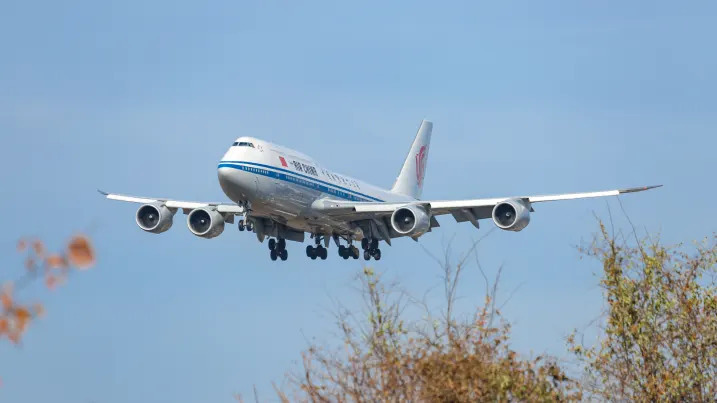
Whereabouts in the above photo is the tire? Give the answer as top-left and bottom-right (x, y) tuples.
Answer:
(352, 246), (359, 259)
(361, 238), (369, 250)
(238, 220), (245, 231)
(338, 245), (346, 256)
(278, 238), (286, 250)
(364, 250), (371, 260)
(371, 239), (379, 250)
(280, 249), (288, 261)
(320, 247), (328, 260)
(270, 249), (277, 261)
(306, 245), (314, 258)
(268, 238), (276, 250)
(374, 249), (381, 261)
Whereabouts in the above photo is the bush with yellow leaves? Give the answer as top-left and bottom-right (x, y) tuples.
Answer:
(569, 223), (717, 402)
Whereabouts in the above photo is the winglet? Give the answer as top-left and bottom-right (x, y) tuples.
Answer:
(618, 185), (663, 194)
(97, 189), (109, 196)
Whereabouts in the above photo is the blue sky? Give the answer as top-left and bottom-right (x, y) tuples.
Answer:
(1, 1), (715, 401)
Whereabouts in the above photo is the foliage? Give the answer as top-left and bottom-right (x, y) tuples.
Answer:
(1, 235), (95, 345)
(568, 222), (717, 402)
(279, 242), (582, 402)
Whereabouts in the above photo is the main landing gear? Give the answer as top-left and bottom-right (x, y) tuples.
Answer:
(338, 243), (359, 260)
(306, 236), (328, 260)
(361, 238), (381, 261)
(268, 237), (288, 261)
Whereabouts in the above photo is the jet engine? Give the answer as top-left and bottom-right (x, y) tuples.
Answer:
(187, 208), (225, 239)
(491, 199), (531, 232)
(135, 203), (175, 234)
(391, 204), (431, 237)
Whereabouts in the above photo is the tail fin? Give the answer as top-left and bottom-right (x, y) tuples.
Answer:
(391, 120), (432, 199)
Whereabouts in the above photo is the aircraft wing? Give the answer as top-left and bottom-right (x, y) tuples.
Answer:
(98, 190), (245, 214)
(313, 185), (662, 226)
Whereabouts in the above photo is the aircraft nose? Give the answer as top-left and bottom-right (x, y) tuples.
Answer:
(217, 166), (233, 185)
(217, 164), (258, 202)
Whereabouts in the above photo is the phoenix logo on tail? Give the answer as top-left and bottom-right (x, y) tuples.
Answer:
(415, 145), (427, 186)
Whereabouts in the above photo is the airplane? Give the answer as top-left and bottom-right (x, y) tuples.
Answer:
(101, 120), (661, 262)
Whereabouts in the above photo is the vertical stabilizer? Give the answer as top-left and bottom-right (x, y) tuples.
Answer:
(391, 120), (432, 199)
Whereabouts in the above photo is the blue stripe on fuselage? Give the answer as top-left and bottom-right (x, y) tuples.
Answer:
(218, 161), (384, 202)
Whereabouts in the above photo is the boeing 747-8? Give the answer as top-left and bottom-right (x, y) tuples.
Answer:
(101, 120), (660, 261)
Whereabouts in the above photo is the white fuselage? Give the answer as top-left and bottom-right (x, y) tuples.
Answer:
(217, 137), (413, 233)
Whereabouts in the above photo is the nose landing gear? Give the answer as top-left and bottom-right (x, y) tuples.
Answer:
(238, 218), (253, 232)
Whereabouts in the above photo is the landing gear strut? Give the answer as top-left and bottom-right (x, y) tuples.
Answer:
(269, 237), (288, 261)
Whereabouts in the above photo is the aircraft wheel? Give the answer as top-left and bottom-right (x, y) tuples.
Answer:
(319, 247), (328, 260)
(371, 239), (379, 250)
(270, 249), (278, 261)
(246, 221), (254, 231)
(374, 249), (381, 261)
(338, 245), (346, 257)
(278, 238), (286, 251)
(268, 238), (276, 250)
(306, 245), (315, 259)
(238, 220), (245, 231)
(361, 238), (369, 250)
(364, 250), (371, 261)
(352, 246), (359, 259)
(280, 249), (288, 261)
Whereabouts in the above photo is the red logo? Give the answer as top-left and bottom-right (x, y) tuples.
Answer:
(415, 145), (427, 186)
(279, 156), (288, 167)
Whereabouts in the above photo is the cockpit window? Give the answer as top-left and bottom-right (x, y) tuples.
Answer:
(232, 141), (255, 148)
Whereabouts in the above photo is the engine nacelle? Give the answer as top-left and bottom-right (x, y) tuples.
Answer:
(491, 199), (531, 232)
(136, 203), (175, 234)
(391, 204), (431, 237)
(187, 208), (225, 239)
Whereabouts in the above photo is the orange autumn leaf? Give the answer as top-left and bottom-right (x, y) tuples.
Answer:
(15, 308), (31, 331)
(45, 275), (57, 290)
(32, 240), (45, 256)
(1, 292), (12, 311)
(45, 254), (67, 269)
(17, 239), (27, 252)
(15, 307), (31, 322)
(67, 235), (95, 269)
(33, 303), (45, 317)
(0, 318), (8, 333)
